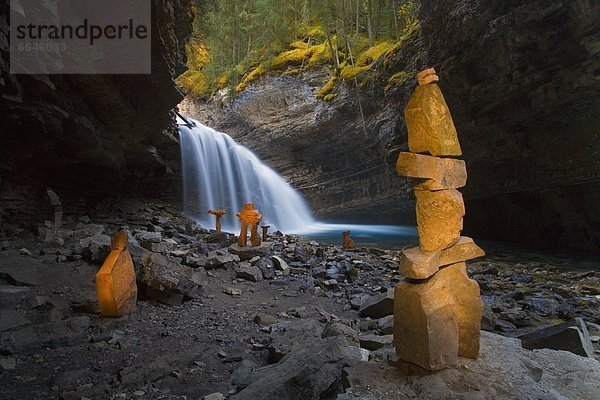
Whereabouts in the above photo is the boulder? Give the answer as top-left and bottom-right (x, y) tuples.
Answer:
(206, 251), (240, 269)
(233, 336), (361, 400)
(271, 256), (291, 276)
(235, 263), (263, 282)
(519, 318), (594, 358)
(254, 313), (278, 328)
(269, 319), (324, 363)
(206, 232), (235, 247)
(359, 289), (394, 319)
(139, 251), (203, 305)
(136, 232), (162, 250)
(396, 152), (467, 190)
(256, 257), (275, 279)
(0, 316), (90, 354)
(377, 315), (394, 335)
(323, 323), (360, 345)
(415, 189), (465, 252)
(359, 334), (393, 351)
(394, 277), (459, 371)
(293, 245), (314, 263)
(78, 234), (111, 264)
(404, 83), (462, 157)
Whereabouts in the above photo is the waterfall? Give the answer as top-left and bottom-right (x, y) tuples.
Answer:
(177, 115), (316, 233)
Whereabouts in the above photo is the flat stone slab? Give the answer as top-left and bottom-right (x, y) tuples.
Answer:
(396, 152), (467, 190)
(400, 237), (485, 279)
(519, 317), (594, 358)
(359, 289), (394, 319)
(359, 334), (393, 351)
(229, 242), (273, 260)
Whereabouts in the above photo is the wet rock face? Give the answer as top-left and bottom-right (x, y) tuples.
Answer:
(418, 0), (600, 250)
(0, 0), (193, 209)
(184, 0), (600, 251)
(180, 68), (418, 226)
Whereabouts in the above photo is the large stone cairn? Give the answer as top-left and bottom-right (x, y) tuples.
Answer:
(394, 68), (485, 371)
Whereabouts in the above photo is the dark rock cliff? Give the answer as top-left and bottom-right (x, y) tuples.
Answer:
(182, 0), (600, 251)
(0, 0), (193, 223)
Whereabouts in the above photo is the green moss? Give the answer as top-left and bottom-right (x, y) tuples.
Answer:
(246, 64), (266, 82)
(339, 41), (395, 81)
(385, 70), (411, 92)
(307, 42), (332, 66)
(270, 47), (312, 70)
(316, 75), (337, 99)
(323, 93), (337, 102)
(175, 41), (210, 97)
(356, 42), (395, 67)
(234, 81), (247, 93)
(340, 65), (364, 80)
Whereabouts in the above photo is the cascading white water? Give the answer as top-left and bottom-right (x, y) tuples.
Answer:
(177, 115), (316, 233)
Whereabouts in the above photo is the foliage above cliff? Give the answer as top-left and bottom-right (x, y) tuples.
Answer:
(178, 0), (419, 99)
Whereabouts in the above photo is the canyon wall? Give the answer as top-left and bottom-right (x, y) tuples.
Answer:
(182, 0), (600, 251)
(0, 0), (193, 222)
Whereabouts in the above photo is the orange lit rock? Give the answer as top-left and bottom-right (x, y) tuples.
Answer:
(415, 189), (465, 252)
(394, 277), (459, 371)
(404, 82), (461, 157)
(96, 232), (137, 317)
(343, 231), (354, 248)
(400, 237), (485, 279)
(399, 248), (441, 280)
(394, 261), (482, 370)
(396, 152), (467, 190)
(208, 209), (228, 233)
(439, 237), (485, 267)
(417, 68), (439, 85)
(440, 262), (483, 359)
(236, 203), (262, 247)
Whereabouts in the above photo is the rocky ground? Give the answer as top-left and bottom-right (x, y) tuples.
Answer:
(1, 200), (599, 400)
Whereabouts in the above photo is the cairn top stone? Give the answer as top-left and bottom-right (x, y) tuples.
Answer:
(404, 77), (462, 157)
(417, 68), (439, 85)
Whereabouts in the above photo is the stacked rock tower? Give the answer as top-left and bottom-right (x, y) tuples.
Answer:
(394, 68), (485, 371)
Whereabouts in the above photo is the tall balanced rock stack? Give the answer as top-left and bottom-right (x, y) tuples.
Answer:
(393, 68), (485, 371)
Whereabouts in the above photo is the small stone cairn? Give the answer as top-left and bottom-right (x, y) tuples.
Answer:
(236, 203), (262, 247)
(393, 68), (485, 371)
(208, 209), (227, 233)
